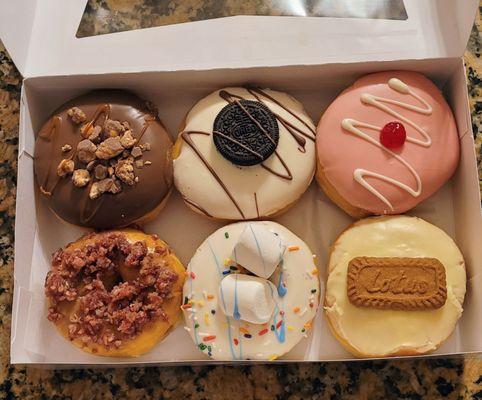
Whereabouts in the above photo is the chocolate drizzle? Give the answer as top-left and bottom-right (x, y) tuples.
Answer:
(181, 131), (245, 218)
(182, 195), (213, 218)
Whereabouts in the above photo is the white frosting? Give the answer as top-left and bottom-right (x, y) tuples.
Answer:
(233, 224), (286, 278)
(173, 87), (316, 220)
(325, 216), (466, 357)
(219, 274), (277, 324)
(342, 78), (433, 211)
(182, 221), (320, 360)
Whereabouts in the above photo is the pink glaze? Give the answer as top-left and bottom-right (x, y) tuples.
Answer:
(316, 71), (459, 215)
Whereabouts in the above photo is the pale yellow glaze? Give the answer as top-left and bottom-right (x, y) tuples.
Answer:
(325, 216), (466, 358)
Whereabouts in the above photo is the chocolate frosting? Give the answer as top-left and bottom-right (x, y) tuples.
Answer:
(34, 90), (173, 229)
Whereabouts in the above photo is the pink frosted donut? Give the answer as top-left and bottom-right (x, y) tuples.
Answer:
(316, 71), (459, 217)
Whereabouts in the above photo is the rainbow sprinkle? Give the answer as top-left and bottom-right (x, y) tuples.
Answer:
(203, 335), (216, 342)
(288, 246), (300, 252)
(258, 328), (269, 336)
(204, 312), (210, 326)
(239, 327), (250, 335)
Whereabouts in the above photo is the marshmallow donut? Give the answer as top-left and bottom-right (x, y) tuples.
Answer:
(173, 87), (316, 221)
(325, 216), (466, 358)
(316, 71), (460, 218)
(182, 221), (320, 360)
(45, 229), (185, 357)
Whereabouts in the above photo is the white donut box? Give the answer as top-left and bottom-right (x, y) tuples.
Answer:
(2, 0), (481, 367)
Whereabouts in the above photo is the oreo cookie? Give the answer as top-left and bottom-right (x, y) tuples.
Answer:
(213, 100), (279, 166)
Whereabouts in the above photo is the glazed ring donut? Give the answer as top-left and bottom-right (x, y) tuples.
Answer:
(44, 229), (185, 357)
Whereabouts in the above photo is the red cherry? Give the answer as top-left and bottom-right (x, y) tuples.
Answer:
(380, 122), (406, 149)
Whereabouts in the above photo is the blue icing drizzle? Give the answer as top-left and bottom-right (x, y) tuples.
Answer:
(207, 240), (242, 360)
(249, 224), (267, 277)
(267, 280), (286, 344)
(233, 274), (241, 320)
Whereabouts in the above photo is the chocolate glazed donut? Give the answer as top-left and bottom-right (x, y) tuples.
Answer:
(34, 90), (173, 229)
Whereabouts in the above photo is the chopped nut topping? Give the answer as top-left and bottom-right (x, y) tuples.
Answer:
(115, 159), (135, 185)
(104, 119), (125, 137)
(77, 139), (97, 164)
(57, 159), (75, 177)
(134, 176), (139, 183)
(89, 178), (120, 199)
(72, 169), (90, 187)
(144, 160), (152, 166)
(131, 146), (142, 158)
(67, 107), (87, 124)
(120, 130), (136, 149)
(94, 164), (108, 180)
(96, 137), (124, 160)
(107, 166), (115, 177)
(135, 160), (144, 169)
(86, 160), (97, 171)
(140, 142), (151, 152)
(87, 125), (103, 143)
(61, 144), (72, 152)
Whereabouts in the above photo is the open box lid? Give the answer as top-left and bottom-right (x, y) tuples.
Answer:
(0, 0), (479, 78)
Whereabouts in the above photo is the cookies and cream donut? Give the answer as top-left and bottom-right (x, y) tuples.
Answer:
(325, 216), (466, 358)
(44, 229), (185, 357)
(182, 221), (320, 360)
(173, 87), (316, 220)
(34, 90), (173, 229)
(316, 71), (460, 218)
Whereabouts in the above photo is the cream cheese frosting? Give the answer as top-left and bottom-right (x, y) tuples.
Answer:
(325, 216), (466, 357)
(182, 221), (320, 360)
(173, 87), (316, 220)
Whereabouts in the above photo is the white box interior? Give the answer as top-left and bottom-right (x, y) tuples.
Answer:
(11, 57), (482, 366)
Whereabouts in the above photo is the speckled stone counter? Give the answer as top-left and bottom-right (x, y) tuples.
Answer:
(0, 2), (481, 399)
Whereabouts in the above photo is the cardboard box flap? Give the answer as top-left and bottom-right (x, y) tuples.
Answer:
(0, 0), (478, 77)
(0, 0), (38, 76)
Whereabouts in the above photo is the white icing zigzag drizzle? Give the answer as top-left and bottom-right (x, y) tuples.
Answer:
(341, 78), (433, 211)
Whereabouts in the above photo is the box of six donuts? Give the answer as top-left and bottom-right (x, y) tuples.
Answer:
(1, 0), (481, 366)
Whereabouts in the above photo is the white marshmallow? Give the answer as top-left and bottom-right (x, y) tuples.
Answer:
(218, 274), (278, 324)
(232, 224), (286, 278)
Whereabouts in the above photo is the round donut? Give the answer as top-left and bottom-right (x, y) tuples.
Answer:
(325, 216), (466, 358)
(182, 221), (320, 361)
(316, 71), (460, 218)
(173, 87), (316, 221)
(34, 90), (173, 229)
(44, 229), (185, 357)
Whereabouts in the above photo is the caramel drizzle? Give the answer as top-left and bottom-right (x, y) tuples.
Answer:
(181, 131), (245, 218)
(38, 116), (62, 195)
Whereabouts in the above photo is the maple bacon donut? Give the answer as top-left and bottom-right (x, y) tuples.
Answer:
(34, 90), (173, 229)
(316, 71), (460, 218)
(44, 229), (185, 357)
(173, 87), (316, 221)
(182, 221), (320, 361)
(325, 216), (466, 358)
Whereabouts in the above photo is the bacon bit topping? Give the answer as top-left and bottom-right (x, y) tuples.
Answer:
(44, 232), (178, 349)
(203, 335), (216, 342)
(288, 246), (300, 252)
(258, 328), (269, 336)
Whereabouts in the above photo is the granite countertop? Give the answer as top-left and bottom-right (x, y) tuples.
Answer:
(0, 1), (481, 399)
